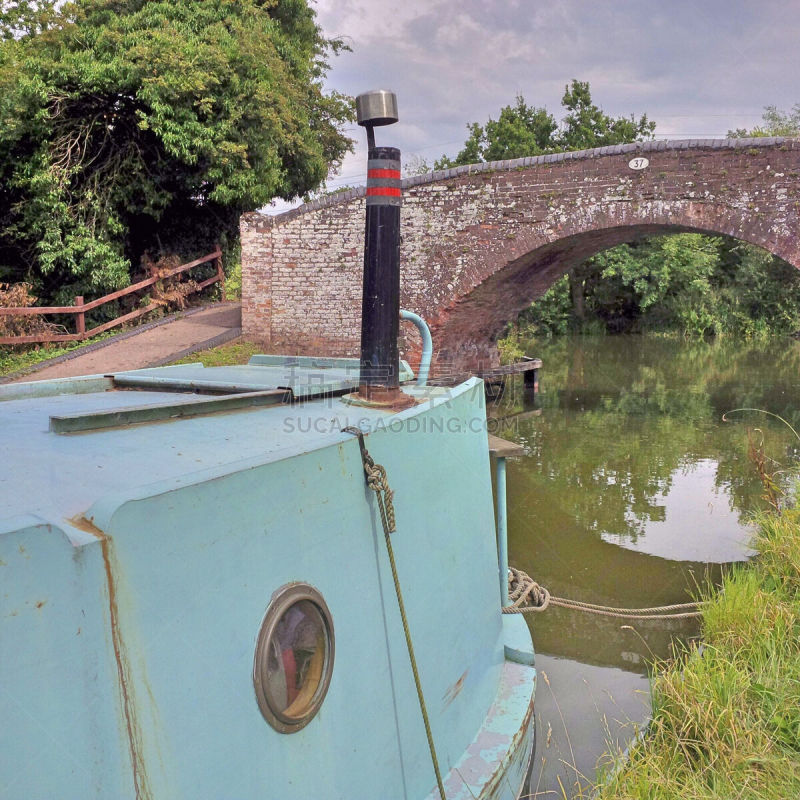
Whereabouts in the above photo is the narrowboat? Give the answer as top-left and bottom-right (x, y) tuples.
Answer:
(0, 90), (536, 800)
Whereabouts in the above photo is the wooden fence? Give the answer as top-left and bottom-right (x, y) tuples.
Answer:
(0, 248), (223, 346)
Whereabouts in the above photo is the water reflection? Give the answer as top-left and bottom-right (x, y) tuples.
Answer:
(600, 459), (756, 563)
(491, 336), (800, 797)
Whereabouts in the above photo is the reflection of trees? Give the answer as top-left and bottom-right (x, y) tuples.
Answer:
(513, 411), (689, 542)
(516, 336), (800, 415)
(499, 336), (800, 534)
(500, 336), (800, 670)
(509, 483), (724, 671)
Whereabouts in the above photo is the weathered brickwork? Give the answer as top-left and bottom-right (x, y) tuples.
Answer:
(241, 138), (800, 372)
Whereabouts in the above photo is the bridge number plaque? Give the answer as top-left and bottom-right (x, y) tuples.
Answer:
(628, 157), (649, 170)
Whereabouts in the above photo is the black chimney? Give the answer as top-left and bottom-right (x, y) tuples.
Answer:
(354, 90), (413, 408)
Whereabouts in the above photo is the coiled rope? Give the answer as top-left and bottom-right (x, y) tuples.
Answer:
(504, 567), (705, 620)
(344, 427), (446, 800)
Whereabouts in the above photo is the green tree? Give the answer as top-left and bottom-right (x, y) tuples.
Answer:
(0, 0), (353, 301)
(728, 104), (800, 138)
(558, 80), (655, 150)
(435, 80), (654, 170)
(435, 95), (557, 168)
(595, 234), (721, 335)
(522, 234), (800, 338)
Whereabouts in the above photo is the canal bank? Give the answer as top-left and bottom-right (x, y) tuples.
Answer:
(597, 503), (800, 799)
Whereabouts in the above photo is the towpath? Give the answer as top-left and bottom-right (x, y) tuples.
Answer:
(3, 301), (242, 383)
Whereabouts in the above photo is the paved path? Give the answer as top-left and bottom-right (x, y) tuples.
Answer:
(6, 302), (242, 383)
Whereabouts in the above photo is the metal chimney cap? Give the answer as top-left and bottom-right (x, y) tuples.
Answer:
(356, 90), (398, 127)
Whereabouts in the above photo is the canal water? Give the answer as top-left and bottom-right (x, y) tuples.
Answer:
(489, 335), (800, 798)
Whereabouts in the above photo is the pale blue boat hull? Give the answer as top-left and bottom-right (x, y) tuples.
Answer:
(0, 363), (535, 799)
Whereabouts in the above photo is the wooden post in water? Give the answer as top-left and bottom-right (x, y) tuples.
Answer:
(524, 367), (539, 393)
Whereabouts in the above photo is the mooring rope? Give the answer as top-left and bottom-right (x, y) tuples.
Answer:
(344, 427), (447, 800)
(503, 567), (705, 620)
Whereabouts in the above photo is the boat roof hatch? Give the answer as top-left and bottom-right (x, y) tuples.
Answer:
(106, 355), (414, 397)
(0, 354), (416, 435)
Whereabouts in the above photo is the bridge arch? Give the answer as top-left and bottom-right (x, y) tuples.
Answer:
(241, 138), (800, 372)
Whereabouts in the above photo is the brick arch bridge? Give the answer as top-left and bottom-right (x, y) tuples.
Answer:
(241, 138), (800, 373)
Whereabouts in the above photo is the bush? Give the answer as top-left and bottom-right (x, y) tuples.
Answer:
(0, 282), (60, 341)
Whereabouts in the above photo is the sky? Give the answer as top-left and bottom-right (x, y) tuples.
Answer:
(267, 0), (800, 213)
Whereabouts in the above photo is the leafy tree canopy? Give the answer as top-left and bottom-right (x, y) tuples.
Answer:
(0, 0), (353, 301)
(559, 80), (655, 151)
(435, 80), (654, 168)
(519, 234), (800, 339)
(728, 104), (800, 138)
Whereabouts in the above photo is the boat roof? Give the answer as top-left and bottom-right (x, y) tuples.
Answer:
(109, 354), (415, 398)
(0, 355), (453, 530)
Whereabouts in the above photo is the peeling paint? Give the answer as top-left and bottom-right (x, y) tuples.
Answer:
(101, 534), (153, 799)
(442, 670), (468, 709)
(429, 661), (536, 800)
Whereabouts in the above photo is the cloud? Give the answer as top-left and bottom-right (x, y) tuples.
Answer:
(299, 0), (800, 199)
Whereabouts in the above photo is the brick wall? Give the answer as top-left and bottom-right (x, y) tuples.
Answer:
(241, 138), (800, 372)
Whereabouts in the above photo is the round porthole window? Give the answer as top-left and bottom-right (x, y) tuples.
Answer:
(253, 583), (334, 733)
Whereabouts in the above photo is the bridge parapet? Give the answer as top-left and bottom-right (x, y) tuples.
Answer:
(242, 138), (800, 373)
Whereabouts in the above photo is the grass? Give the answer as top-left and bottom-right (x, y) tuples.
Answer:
(596, 504), (800, 800)
(2, 334), (260, 379)
(169, 338), (263, 367)
(0, 331), (118, 377)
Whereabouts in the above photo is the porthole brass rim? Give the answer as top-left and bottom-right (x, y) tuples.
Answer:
(252, 583), (334, 733)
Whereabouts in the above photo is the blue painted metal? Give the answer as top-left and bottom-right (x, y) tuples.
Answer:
(49, 389), (288, 433)
(400, 309), (433, 387)
(0, 361), (534, 799)
(110, 355), (414, 398)
(246, 352), (416, 385)
(496, 457), (510, 606)
(502, 615), (536, 668)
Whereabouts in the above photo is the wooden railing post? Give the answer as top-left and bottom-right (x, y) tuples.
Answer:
(215, 244), (225, 300)
(148, 262), (161, 303)
(74, 296), (85, 339)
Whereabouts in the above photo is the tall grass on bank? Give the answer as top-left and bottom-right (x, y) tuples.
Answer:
(598, 507), (800, 800)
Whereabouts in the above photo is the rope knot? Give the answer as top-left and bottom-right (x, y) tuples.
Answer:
(503, 567), (550, 613)
(343, 427), (396, 533)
